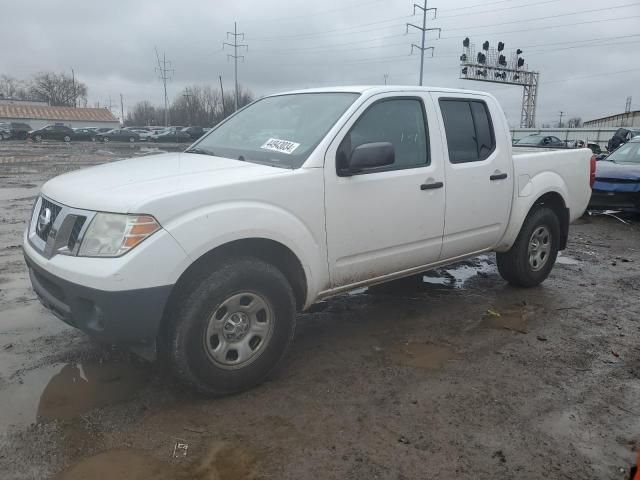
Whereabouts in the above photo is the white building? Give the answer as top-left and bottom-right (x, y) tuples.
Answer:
(0, 104), (119, 130)
(583, 110), (640, 129)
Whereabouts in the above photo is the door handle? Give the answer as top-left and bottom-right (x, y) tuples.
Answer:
(420, 181), (443, 190)
(490, 173), (508, 181)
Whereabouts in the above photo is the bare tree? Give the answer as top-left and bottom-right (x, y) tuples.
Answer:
(0, 75), (31, 99)
(29, 72), (87, 107)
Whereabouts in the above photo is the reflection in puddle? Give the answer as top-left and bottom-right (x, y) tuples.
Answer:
(57, 441), (256, 480)
(388, 342), (456, 370)
(556, 254), (581, 265)
(0, 361), (149, 429)
(483, 305), (534, 334)
(422, 255), (496, 289)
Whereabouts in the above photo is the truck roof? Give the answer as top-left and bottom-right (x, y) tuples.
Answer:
(271, 85), (493, 97)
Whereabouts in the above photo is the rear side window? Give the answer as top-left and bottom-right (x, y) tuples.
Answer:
(439, 99), (495, 164)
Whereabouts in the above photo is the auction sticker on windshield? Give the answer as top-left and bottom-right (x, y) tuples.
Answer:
(261, 138), (300, 155)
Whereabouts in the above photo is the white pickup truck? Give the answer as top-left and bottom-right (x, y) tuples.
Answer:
(24, 86), (594, 395)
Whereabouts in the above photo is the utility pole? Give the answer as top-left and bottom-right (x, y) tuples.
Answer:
(223, 22), (248, 112)
(183, 88), (193, 126)
(558, 111), (564, 128)
(155, 47), (174, 126)
(384, 74), (389, 85)
(120, 93), (124, 126)
(219, 75), (226, 118)
(71, 68), (77, 108)
(107, 95), (114, 113)
(406, 0), (440, 86)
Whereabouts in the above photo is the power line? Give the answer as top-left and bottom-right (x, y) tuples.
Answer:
(223, 21), (247, 112)
(155, 47), (174, 127)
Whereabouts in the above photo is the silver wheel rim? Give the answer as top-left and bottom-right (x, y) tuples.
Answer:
(64, 136), (70, 142)
(129, 137), (135, 142)
(203, 291), (274, 370)
(528, 225), (551, 271)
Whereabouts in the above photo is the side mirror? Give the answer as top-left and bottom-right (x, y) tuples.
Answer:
(339, 142), (395, 176)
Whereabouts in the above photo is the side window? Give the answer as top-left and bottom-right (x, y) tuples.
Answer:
(338, 98), (429, 172)
(439, 99), (495, 163)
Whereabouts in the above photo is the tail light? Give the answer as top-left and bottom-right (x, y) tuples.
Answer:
(589, 154), (596, 189)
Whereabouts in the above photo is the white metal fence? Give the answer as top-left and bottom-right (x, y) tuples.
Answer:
(510, 128), (618, 148)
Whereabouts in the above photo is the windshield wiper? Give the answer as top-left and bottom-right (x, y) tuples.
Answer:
(185, 146), (216, 156)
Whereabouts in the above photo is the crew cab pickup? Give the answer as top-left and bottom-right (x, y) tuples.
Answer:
(24, 86), (594, 395)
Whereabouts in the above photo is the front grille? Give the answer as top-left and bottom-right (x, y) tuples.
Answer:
(36, 198), (63, 241)
(67, 216), (87, 251)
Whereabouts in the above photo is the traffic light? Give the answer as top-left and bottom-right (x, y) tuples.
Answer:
(463, 37), (470, 47)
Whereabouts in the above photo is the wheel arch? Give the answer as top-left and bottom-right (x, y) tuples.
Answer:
(160, 237), (308, 340)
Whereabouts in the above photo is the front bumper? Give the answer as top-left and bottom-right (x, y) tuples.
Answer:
(589, 190), (640, 212)
(24, 251), (172, 345)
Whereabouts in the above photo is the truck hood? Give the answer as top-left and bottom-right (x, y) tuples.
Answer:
(41, 152), (289, 212)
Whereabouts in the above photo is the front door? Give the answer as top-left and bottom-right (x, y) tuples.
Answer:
(432, 93), (514, 259)
(324, 94), (446, 288)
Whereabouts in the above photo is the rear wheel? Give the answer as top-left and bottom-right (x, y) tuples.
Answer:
(497, 207), (560, 287)
(166, 257), (296, 396)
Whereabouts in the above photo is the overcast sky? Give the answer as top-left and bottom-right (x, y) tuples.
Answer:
(3, 0), (640, 126)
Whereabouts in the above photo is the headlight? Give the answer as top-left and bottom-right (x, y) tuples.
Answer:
(78, 213), (161, 257)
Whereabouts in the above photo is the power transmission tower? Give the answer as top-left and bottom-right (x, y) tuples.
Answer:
(155, 47), (174, 126)
(223, 22), (247, 112)
(558, 111), (564, 128)
(406, 0), (440, 86)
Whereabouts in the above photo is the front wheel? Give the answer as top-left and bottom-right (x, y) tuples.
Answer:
(165, 257), (296, 396)
(497, 207), (560, 287)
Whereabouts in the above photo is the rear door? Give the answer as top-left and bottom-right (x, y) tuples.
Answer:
(432, 94), (514, 259)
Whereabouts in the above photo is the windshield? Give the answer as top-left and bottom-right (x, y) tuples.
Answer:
(188, 92), (359, 168)
(607, 140), (640, 164)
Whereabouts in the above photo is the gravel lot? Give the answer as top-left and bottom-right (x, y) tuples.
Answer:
(0, 141), (639, 480)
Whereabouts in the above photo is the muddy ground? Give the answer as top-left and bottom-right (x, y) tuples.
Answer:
(0, 141), (639, 480)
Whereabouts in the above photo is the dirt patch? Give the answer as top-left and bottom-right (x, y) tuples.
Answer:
(56, 442), (256, 480)
(387, 341), (456, 370)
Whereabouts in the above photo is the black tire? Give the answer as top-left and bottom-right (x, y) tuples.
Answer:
(497, 206), (560, 287)
(166, 257), (296, 396)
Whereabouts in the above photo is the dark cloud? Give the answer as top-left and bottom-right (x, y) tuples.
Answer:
(3, 0), (639, 125)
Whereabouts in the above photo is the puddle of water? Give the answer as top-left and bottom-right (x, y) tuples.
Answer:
(0, 361), (149, 429)
(57, 441), (256, 480)
(556, 254), (581, 265)
(388, 342), (456, 370)
(422, 255), (497, 289)
(483, 306), (532, 334)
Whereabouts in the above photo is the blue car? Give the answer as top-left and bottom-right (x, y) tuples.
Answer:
(589, 136), (640, 212)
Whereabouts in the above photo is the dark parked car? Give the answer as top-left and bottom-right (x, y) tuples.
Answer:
(28, 124), (75, 142)
(0, 122), (32, 140)
(95, 129), (140, 143)
(181, 126), (205, 140)
(515, 134), (566, 148)
(72, 128), (96, 141)
(149, 129), (192, 142)
(589, 136), (640, 213)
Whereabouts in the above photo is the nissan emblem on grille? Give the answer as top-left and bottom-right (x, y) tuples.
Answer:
(37, 207), (52, 236)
